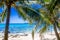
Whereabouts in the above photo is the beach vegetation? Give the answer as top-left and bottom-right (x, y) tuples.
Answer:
(0, 0), (60, 40)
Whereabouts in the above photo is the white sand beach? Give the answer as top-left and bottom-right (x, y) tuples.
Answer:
(0, 32), (58, 40)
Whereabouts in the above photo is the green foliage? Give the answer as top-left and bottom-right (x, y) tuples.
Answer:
(0, 0), (60, 40)
(1, 12), (6, 22)
(16, 6), (27, 20)
(25, 7), (40, 21)
(0, 9), (7, 22)
(0, 2), (4, 7)
(58, 23), (60, 27)
(58, 22), (60, 29)
(39, 24), (48, 34)
(31, 0), (60, 40)
(16, 6), (34, 24)
(39, 9), (52, 24)
(44, 0), (51, 2)
(32, 30), (34, 40)
(48, 0), (57, 13)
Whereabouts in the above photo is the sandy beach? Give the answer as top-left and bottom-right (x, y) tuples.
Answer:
(0, 32), (57, 40)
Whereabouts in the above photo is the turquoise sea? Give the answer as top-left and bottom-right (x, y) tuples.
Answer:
(0, 23), (35, 33)
(0, 23), (53, 33)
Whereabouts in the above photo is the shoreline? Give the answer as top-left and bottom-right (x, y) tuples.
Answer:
(0, 31), (58, 40)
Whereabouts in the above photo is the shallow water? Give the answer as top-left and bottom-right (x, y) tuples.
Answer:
(0, 23), (35, 33)
(0, 23), (53, 33)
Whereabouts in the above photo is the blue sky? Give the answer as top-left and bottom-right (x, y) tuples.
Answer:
(10, 7), (28, 23)
(0, 7), (28, 23)
(0, 3), (42, 23)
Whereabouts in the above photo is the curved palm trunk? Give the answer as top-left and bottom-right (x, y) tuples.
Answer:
(4, 2), (11, 40)
(54, 21), (60, 40)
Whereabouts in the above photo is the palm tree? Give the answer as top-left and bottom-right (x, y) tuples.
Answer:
(0, 0), (40, 40)
(30, 0), (60, 40)
(0, 1), (41, 40)
(0, 0), (60, 40)
(0, 0), (31, 40)
(40, 0), (60, 40)
(0, 0), (11, 40)
(0, 0), (17, 40)
(19, 0), (60, 40)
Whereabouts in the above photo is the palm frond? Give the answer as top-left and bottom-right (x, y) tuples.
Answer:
(16, 6), (27, 20)
(39, 8), (54, 24)
(23, 6), (40, 21)
(40, 12), (52, 24)
(48, 0), (57, 13)
(31, 23), (39, 40)
(32, 30), (34, 40)
(39, 24), (48, 34)
(58, 22), (60, 28)
(0, 2), (4, 7)
(1, 9), (7, 22)
(31, 21), (42, 40)
(0, 13), (2, 17)
(44, 0), (51, 4)
(15, 4), (41, 21)
(15, 6), (34, 24)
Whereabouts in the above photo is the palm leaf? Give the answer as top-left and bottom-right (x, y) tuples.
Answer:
(13, 3), (35, 24)
(23, 6), (40, 21)
(44, 0), (51, 2)
(1, 9), (7, 22)
(16, 6), (27, 20)
(32, 30), (34, 40)
(31, 21), (42, 40)
(39, 24), (48, 34)
(15, 6), (34, 24)
(48, 0), (57, 13)
(31, 23), (39, 40)
(14, 2), (41, 21)
(0, 2), (4, 7)
(40, 13), (52, 24)
(0, 13), (2, 17)
(39, 8), (52, 24)
(58, 22), (60, 29)
(15, 4), (41, 21)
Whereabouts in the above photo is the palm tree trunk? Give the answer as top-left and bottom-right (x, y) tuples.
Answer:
(54, 21), (60, 40)
(4, 2), (11, 40)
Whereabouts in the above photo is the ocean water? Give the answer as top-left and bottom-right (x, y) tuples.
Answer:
(0, 23), (36, 33)
(0, 23), (53, 33)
